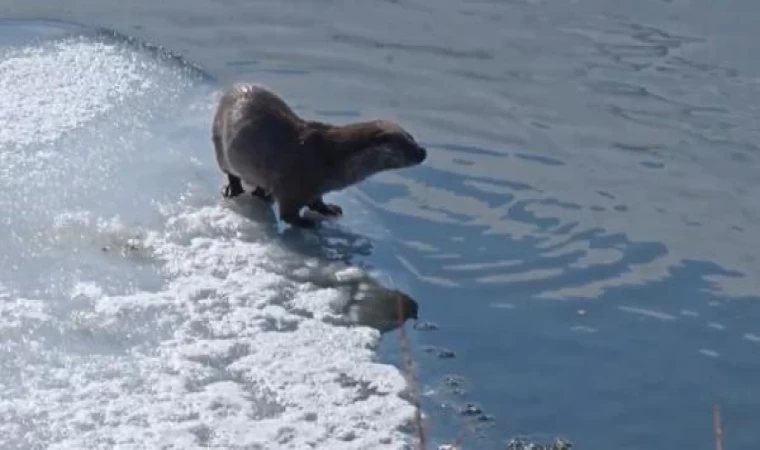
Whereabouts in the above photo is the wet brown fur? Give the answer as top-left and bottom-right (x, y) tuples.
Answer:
(212, 83), (427, 228)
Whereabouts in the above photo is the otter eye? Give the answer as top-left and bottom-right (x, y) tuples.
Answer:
(374, 134), (394, 145)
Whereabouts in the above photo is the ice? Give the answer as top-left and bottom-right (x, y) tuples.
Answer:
(0, 21), (416, 449)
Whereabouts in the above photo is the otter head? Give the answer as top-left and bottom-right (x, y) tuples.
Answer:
(305, 120), (427, 191)
(357, 120), (428, 171)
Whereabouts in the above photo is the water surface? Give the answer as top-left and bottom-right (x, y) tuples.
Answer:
(2, 0), (760, 449)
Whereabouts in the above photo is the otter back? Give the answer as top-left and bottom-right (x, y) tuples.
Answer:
(212, 84), (321, 194)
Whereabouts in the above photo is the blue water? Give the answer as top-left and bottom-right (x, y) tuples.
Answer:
(2, 0), (760, 449)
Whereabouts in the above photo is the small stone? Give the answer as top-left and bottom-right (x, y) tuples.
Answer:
(414, 321), (439, 331)
(459, 403), (483, 417)
(339, 430), (356, 441)
(438, 349), (456, 359)
(422, 346), (456, 359)
(477, 413), (495, 422)
(444, 375), (466, 388)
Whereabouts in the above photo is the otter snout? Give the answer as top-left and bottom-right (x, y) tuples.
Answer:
(402, 142), (427, 166)
(414, 144), (428, 164)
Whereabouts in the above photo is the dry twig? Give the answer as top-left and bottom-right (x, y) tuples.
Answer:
(397, 295), (427, 449)
(714, 404), (724, 450)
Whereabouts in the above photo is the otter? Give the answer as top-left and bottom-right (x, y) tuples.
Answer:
(211, 83), (428, 228)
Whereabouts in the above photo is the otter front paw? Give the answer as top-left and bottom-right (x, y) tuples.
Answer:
(282, 214), (317, 229)
(251, 187), (274, 204)
(308, 200), (343, 217)
(321, 203), (344, 216)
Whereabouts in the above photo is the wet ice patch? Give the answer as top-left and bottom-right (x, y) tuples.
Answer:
(0, 285), (52, 331)
(0, 39), (149, 146)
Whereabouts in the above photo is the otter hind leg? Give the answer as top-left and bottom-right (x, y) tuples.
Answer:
(251, 186), (274, 204)
(307, 198), (343, 217)
(222, 174), (245, 198)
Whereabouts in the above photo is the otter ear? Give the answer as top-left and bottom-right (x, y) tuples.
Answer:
(371, 130), (392, 146)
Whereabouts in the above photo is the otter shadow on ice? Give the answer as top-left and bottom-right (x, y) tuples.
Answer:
(224, 194), (420, 335)
(221, 192), (371, 259)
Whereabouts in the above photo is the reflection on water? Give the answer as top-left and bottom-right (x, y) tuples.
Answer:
(3, 0), (760, 448)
